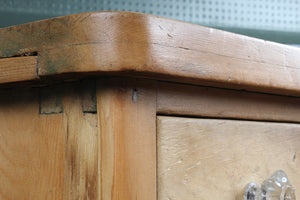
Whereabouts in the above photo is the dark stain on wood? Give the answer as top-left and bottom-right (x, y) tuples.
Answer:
(81, 79), (97, 113)
(39, 85), (64, 114)
(41, 53), (69, 75)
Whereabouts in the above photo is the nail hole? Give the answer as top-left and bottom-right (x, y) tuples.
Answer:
(132, 88), (138, 102)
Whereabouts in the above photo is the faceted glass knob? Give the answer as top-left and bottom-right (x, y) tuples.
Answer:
(244, 182), (260, 200)
(261, 170), (295, 200)
(244, 170), (296, 200)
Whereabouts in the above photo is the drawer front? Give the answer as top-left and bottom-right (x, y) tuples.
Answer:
(157, 116), (300, 200)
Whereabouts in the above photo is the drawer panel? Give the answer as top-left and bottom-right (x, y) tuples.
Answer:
(157, 116), (300, 200)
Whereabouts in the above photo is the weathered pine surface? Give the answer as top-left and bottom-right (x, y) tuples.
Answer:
(157, 116), (300, 200)
(0, 11), (300, 200)
(0, 83), (99, 200)
(97, 78), (157, 200)
(157, 82), (300, 122)
(0, 56), (38, 84)
(0, 12), (300, 96)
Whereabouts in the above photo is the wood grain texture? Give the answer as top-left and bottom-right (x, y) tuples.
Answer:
(0, 88), (65, 200)
(0, 83), (99, 200)
(157, 116), (300, 200)
(97, 78), (156, 200)
(0, 56), (37, 84)
(62, 84), (99, 200)
(0, 12), (300, 96)
(157, 82), (300, 122)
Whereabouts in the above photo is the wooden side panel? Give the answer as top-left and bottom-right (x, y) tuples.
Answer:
(157, 82), (300, 122)
(0, 56), (38, 84)
(157, 116), (300, 200)
(0, 88), (65, 200)
(97, 78), (156, 200)
(0, 83), (99, 200)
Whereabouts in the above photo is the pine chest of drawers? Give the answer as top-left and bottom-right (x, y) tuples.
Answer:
(0, 12), (299, 200)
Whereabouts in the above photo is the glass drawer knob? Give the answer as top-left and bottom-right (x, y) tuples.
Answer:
(244, 170), (296, 200)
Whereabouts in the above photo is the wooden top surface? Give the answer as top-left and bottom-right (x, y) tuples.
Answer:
(1, 11), (300, 96)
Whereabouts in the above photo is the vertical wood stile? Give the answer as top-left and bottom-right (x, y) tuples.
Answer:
(97, 78), (157, 200)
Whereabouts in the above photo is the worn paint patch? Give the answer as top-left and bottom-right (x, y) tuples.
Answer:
(0, 41), (25, 58)
(39, 85), (64, 114)
(39, 52), (70, 75)
(43, 55), (69, 75)
(81, 80), (97, 113)
(0, 49), (17, 58)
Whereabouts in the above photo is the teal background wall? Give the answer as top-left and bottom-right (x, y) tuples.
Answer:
(1, 0), (299, 45)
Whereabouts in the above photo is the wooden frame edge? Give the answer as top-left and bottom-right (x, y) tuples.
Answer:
(97, 78), (157, 200)
(157, 81), (300, 123)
